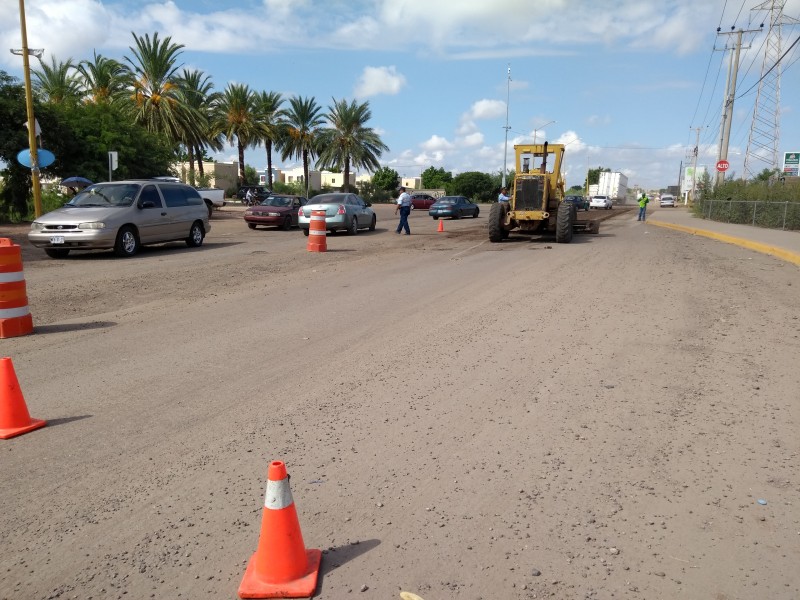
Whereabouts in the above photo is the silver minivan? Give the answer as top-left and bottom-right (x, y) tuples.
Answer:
(28, 180), (211, 258)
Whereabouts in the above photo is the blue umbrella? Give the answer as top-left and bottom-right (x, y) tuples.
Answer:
(60, 176), (94, 189)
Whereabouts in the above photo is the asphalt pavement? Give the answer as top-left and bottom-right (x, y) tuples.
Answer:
(647, 205), (800, 267)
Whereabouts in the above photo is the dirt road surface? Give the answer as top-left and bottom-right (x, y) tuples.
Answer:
(2, 205), (799, 600)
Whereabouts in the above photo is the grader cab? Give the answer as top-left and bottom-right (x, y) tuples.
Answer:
(488, 142), (598, 243)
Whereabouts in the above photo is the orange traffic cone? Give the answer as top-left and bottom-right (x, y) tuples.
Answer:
(238, 461), (322, 599)
(0, 357), (46, 440)
(0, 238), (34, 339)
(306, 210), (327, 252)
(437, 219), (444, 233)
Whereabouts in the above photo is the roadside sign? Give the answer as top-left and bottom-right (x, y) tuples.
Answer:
(784, 151), (799, 177)
(17, 148), (55, 169)
(716, 160), (730, 172)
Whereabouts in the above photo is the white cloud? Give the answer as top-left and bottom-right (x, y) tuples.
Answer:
(460, 132), (485, 147)
(354, 66), (406, 98)
(467, 99), (506, 120)
(420, 135), (454, 152)
(586, 115), (612, 126)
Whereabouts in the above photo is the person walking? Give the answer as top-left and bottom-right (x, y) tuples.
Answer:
(395, 186), (412, 234)
(498, 187), (510, 202)
(637, 192), (649, 221)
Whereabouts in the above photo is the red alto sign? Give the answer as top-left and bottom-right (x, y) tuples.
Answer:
(716, 160), (730, 172)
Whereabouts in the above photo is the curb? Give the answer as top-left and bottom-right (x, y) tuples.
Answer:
(649, 220), (800, 267)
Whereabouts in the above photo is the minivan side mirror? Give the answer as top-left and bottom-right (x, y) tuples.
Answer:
(138, 200), (156, 209)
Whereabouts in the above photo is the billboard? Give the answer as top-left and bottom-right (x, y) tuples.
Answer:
(783, 151), (799, 177)
(681, 165), (707, 194)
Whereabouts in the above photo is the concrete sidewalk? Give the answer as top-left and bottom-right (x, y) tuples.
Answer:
(646, 206), (800, 267)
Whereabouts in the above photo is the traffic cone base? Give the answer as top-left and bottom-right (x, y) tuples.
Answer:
(238, 548), (321, 599)
(437, 220), (444, 232)
(0, 357), (46, 439)
(0, 313), (33, 338)
(0, 417), (46, 440)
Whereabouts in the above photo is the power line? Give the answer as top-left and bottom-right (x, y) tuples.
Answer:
(736, 34), (800, 99)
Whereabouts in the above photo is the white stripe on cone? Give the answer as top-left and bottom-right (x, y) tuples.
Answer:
(0, 306), (31, 319)
(0, 272), (25, 283)
(264, 477), (294, 510)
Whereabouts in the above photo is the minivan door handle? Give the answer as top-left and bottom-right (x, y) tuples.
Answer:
(161, 212), (167, 216)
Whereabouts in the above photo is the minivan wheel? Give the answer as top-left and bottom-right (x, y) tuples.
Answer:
(114, 226), (140, 257)
(186, 221), (204, 247)
(205, 200), (213, 219)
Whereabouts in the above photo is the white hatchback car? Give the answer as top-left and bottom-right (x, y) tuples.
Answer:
(590, 195), (613, 210)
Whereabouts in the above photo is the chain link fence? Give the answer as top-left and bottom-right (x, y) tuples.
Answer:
(693, 199), (800, 231)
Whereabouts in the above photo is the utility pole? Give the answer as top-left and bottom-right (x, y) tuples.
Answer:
(716, 26), (760, 186)
(501, 64), (511, 188)
(690, 127), (702, 204)
(11, 0), (43, 217)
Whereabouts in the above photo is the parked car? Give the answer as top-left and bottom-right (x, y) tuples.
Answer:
(410, 193), (437, 210)
(298, 193), (376, 235)
(659, 194), (676, 208)
(590, 195), (613, 210)
(244, 195), (307, 230)
(28, 180), (210, 258)
(564, 195), (589, 211)
(428, 196), (480, 219)
(237, 185), (268, 202)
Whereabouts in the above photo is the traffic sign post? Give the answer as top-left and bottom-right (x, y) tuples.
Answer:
(716, 160), (730, 172)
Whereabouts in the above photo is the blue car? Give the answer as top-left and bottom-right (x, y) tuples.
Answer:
(428, 196), (480, 220)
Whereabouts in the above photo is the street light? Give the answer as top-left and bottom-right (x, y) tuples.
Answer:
(532, 120), (556, 144)
(11, 0), (43, 217)
(501, 64), (511, 188)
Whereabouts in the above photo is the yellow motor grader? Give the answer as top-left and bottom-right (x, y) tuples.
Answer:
(489, 142), (599, 243)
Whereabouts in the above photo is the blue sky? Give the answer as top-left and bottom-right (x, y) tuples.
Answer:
(2, 0), (799, 190)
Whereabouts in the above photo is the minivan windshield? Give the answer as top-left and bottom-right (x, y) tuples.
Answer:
(68, 184), (141, 207)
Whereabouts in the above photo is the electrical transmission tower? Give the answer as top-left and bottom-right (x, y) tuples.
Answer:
(743, 1), (798, 179)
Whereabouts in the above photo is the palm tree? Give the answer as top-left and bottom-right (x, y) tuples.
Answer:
(254, 91), (286, 190)
(211, 83), (259, 185)
(281, 96), (324, 196)
(76, 51), (129, 105)
(316, 98), (388, 192)
(124, 31), (186, 140)
(176, 68), (222, 183)
(31, 55), (82, 104)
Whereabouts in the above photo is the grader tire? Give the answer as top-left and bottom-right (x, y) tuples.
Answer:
(555, 201), (574, 243)
(489, 202), (506, 243)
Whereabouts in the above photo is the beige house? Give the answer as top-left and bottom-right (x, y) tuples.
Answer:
(401, 177), (422, 190)
(281, 167), (356, 191)
(175, 161), (239, 193)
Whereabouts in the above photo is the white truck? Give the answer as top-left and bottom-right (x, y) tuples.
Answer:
(597, 172), (628, 203)
(195, 188), (226, 216)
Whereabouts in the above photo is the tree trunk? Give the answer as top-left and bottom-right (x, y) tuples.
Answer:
(343, 156), (351, 193)
(188, 148), (196, 186)
(238, 141), (246, 185)
(196, 146), (205, 178)
(265, 141), (273, 190)
(302, 150), (309, 198)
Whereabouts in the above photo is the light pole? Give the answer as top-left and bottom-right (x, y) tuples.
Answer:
(532, 120), (556, 145)
(501, 64), (511, 188)
(11, 0), (43, 217)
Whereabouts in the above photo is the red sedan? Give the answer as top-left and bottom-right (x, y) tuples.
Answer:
(410, 193), (437, 210)
(244, 195), (307, 230)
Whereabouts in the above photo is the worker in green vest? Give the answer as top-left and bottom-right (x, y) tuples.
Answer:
(637, 192), (649, 222)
